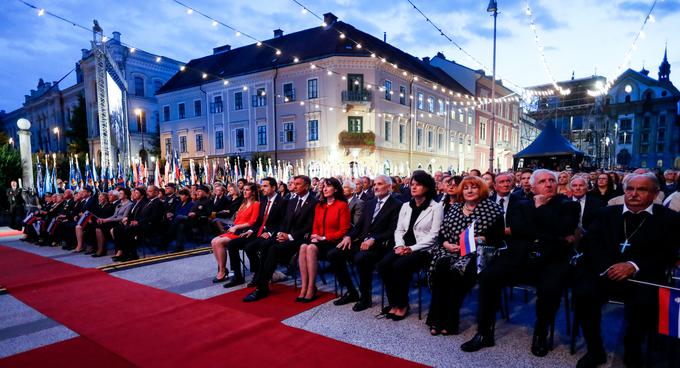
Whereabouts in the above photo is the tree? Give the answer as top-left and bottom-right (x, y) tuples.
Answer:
(65, 94), (88, 154)
(0, 144), (22, 207)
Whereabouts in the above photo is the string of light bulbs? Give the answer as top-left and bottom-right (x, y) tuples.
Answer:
(19, 0), (516, 113)
(404, 0), (555, 98)
(524, 1), (570, 95)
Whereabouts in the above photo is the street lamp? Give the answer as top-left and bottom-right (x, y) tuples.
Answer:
(53, 127), (60, 151)
(8, 137), (14, 147)
(134, 108), (146, 156)
(487, 0), (498, 173)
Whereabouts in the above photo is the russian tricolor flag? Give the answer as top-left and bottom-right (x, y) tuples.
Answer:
(659, 287), (680, 338)
(77, 211), (95, 226)
(46, 219), (59, 235)
(459, 222), (476, 257)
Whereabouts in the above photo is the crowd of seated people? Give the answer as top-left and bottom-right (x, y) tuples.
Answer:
(18, 166), (680, 367)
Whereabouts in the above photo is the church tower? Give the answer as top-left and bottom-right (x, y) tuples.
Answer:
(659, 45), (671, 82)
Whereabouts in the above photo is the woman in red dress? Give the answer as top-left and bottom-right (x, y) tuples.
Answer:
(297, 177), (351, 302)
(210, 183), (260, 283)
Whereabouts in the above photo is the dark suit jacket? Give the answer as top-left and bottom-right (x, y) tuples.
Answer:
(489, 192), (520, 227)
(212, 195), (230, 213)
(348, 195), (402, 248)
(507, 195), (580, 263)
(249, 194), (286, 236)
(579, 204), (680, 282)
(135, 197), (164, 232)
(279, 193), (317, 243)
(579, 194), (605, 230)
(359, 189), (375, 202)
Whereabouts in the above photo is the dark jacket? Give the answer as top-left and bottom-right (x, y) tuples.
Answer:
(348, 195), (402, 248)
(278, 192), (318, 243)
(248, 194), (286, 236)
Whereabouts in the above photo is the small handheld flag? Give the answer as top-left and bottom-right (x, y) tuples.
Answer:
(459, 222), (476, 257)
(77, 211), (95, 227)
(658, 287), (680, 338)
(23, 213), (37, 226)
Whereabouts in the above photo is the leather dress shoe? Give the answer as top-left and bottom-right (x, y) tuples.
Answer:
(333, 292), (359, 306)
(243, 289), (268, 302)
(223, 277), (245, 288)
(91, 253), (106, 258)
(576, 351), (607, 368)
(460, 333), (495, 352)
(531, 331), (550, 357)
(352, 299), (371, 312)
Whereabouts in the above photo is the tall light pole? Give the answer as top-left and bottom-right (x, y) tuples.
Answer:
(487, 0), (498, 173)
(53, 127), (60, 151)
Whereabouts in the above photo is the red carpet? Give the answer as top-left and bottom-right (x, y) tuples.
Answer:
(0, 229), (23, 237)
(0, 245), (426, 368)
(0, 337), (135, 368)
(207, 283), (336, 320)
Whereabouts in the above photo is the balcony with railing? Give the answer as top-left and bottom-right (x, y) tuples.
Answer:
(341, 90), (372, 104)
(338, 130), (376, 154)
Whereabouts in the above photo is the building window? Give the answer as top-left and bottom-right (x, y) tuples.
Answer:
(153, 80), (163, 94)
(179, 136), (187, 153)
(164, 138), (171, 154)
(211, 96), (223, 113)
(195, 134), (204, 152)
(438, 99), (445, 115)
(194, 100), (201, 117)
(417, 92), (424, 110)
(308, 120), (319, 141)
(427, 97), (435, 113)
(427, 131), (433, 148)
(438, 133), (443, 150)
(234, 92), (243, 110)
(659, 115), (666, 127)
(416, 128), (423, 146)
(283, 123), (295, 143)
(384, 121), (391, 141)
(257, 125), (267, 145)
(625, 95), (631, 103)
(136, 110), (147, 132)
(283, 83), (295, 102)
(620, 118), (632, 131)
(643, 116), (650, 129)
(618, 132), (631, 144)
(348, 116), (363, 133)
(480, 120), (487, 142)
(178, 103), (185, 119)
(640, 132), (649, 144)
(215, 131), (223, 150)
(658, 144), (665, 152)
(235, 129), (245, 148)
(640, 144), (648, 154)
(163, 106), (170, 121)
(252, 88), (267, 107)
(459, 110), (465, 123)
(307, 79), (318, 99)
(384, 80), (392, 100)
(399, 86), (406, 105)
(134, 76), (144, 97)
(468, 114), (473, 125)
(399, 124), (405, 144)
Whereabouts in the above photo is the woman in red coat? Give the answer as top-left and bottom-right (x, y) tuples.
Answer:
(210, 183), (260, 283)
(297, 177), (350, 302)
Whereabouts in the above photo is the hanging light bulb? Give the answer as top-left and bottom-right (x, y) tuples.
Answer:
(38, 8), (45, 16)
(275, 49), (281, 55)
(212, 20), (218, 27)
(293, 57), (299, 63)
(186, 8), (193, 14)
(256, 41), (262, 46)
(235, 31), (241, 37)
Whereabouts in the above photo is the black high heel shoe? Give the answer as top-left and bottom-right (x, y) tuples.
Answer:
(212, 275), (227, 283)
(301, 286), (318, 303)
(390, 306), (410, 321)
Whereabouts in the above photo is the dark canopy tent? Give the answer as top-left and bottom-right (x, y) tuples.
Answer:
(513, 122), (584, 171)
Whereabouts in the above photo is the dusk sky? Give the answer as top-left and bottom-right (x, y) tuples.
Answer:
(1, 0), (678, 110)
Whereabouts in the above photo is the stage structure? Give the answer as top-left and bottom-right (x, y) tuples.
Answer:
(92, 20), (131, 175)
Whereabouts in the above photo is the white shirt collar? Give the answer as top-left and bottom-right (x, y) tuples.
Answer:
(622, 203), (654, 215)
(268, 193), (278, 202)
(297, 192), (310, 203)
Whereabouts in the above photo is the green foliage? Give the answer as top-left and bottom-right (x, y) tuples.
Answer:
(65, 94), (88, 155)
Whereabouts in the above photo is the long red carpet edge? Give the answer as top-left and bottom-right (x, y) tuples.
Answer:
(0, 245), (426, 368)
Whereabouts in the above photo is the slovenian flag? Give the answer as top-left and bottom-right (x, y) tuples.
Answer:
(659, 287), (680, 338)
(459, 222), (476, 257)
(23, 213), (37, 225)
(77, 211), (95, 226)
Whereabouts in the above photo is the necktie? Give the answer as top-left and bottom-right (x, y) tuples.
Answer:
(498, 197), (505, 208)
(294, 198), (303, 214)
(372, 200), (383, 221)
(257, 200), (272, 236)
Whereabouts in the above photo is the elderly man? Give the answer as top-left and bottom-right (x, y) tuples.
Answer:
(570, 176), (604, 230)
(327, 175), (402, 311)
(343, 180), (364, 227)
(359, 176), (375, 201)
(462, 169), (580, 357)
(663, 169), (676, 196)
(574, 173), (680, 367)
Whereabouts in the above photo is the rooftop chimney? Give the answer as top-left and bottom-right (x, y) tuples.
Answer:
(213, 44), (232, 55)
(422, 56), (430, 63)
(273, 29), (284, 38)
(323, 13), (338, 26)
(112, 31), (121, 42)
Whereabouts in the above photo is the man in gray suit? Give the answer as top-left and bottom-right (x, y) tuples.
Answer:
(343, 180), (364, 227)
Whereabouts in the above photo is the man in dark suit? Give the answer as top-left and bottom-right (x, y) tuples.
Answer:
(224, 177), (286, 287)
(570, 176), (604, 231)
(7, 180), (24, 230)
(327, 175), (402, 311)
(210, 183), (231, 233)
(462, 169), (580, 357)
(511, 168), (534, 201)
(359, 176), (375, 201)
(489, 173), (520, 234)
(113, 186), (164, 261)
(573, 173), (680, 368)
(343, 181), (364, 227)
(59, 187), (98, 250)
(243, 175), (317, 302)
